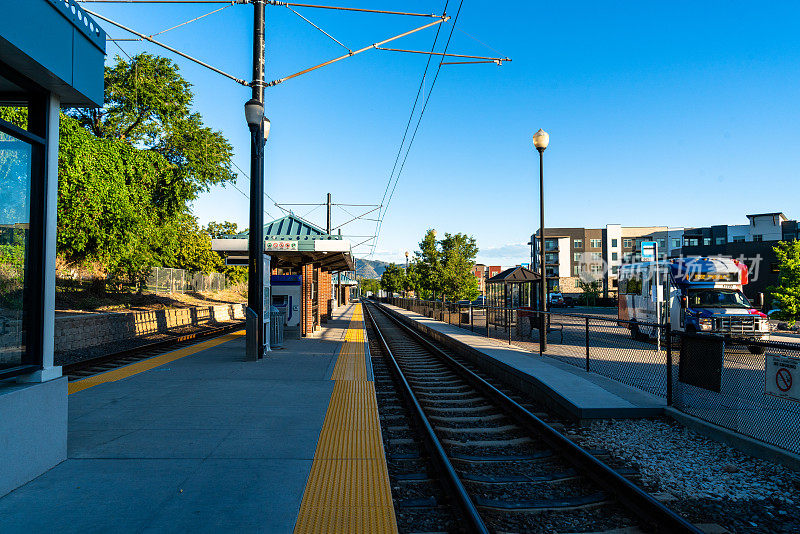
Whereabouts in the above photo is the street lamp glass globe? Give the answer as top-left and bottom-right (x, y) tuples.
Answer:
(244, 98), (264, 127)
(532, 128), (549, 150)
(262, 117), (271, 142)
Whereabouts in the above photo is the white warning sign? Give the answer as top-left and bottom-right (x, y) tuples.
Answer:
(765, 354), (800, 403)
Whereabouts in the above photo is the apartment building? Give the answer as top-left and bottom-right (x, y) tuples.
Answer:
(473, 264), (503, 295)
(531, 225), (678, 298)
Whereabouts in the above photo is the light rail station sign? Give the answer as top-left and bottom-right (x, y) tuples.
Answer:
(765, 354), (800, 403)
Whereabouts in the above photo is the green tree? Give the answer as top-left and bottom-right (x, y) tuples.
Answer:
(205, 221), (241, 238)
(439, 232), (480, 301)
(171, 216), (224, 273)
(359, 278), (381, 296)
(768, 240), (800, 325)
(405, 262), (422, 296)
(380, 263), (406, 295)
(577, 279), (602, 306)
(414, 229), (442, 299)
(69, 53), (236, 205)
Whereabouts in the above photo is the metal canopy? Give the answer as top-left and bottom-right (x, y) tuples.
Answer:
(212, 213), (354, 271)
(487, 266), (540, 284)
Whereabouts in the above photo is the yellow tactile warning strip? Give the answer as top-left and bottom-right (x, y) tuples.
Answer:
(67, 330), (245, 395)
(294, 304), (397, 534)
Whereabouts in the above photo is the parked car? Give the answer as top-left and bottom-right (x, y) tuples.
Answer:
(548, 292), (565, 307)
(472, 296), (487, 306)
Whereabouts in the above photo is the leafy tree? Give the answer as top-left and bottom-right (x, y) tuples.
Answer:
(768, 240), (800, 325)
(439, 232), (480, 301)
(69, 53), (236, 205)
(171, 216), (224, 273)
(577, 279), (602, 306)
(380, 263), (407, 295)
(205, 221), (241, 238)
(359, 278), (381, 296)
(405, 262), (422, 296)
(414, 229), (442, 299)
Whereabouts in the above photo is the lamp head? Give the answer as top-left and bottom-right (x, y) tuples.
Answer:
(532, 128), (549, 151)
(244, 98), (264, 129)
(262, 117), (271, 142)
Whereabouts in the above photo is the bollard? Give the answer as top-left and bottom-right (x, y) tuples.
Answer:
(585, 316), (590, 372)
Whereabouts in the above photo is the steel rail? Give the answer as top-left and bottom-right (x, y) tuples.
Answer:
(362, 303), (489, 534)
(63, 322), (244, 376)
(370, 301), (704, 534)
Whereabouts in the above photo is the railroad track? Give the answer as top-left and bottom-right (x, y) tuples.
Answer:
(364, 301), (702, 534)
(63, 322), (244, 381)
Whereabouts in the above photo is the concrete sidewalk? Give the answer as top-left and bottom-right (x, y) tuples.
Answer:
(380, 303), (664, 421)
(0, 305), (357, 533)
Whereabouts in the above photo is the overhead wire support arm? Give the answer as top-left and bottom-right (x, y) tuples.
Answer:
(375, 47), (510, 65)
(85, 9), (250, 86)
(265, 1), (441, 17)
(267, 16), (449, 87)
(285, 5), (351, 53)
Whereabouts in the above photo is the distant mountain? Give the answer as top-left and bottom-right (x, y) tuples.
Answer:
(355, 258), (393, 279)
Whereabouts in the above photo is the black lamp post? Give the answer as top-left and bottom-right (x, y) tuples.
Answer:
(244, 98), (269, 360)
(533, 128), (549, 352)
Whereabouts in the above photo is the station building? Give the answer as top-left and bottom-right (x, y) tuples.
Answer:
(0, 0), (106, 496)
(212, 213), (355, 337)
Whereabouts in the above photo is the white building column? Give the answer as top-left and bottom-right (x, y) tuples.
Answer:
(18, 92), (61, 383)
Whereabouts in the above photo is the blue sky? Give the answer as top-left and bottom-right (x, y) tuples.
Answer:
(86, 1), (800, 266)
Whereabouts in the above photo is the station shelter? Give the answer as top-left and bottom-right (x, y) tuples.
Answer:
(0, 0), (106, 496)
(212, 213), (354, 337)
(333, 270), (358, 308)
(486, 266), (541, 327)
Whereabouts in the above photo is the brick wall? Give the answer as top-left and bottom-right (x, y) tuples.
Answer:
(53, 303), (245, 354)
(321, 270), (332, 323)
(301, 263), (314, 336)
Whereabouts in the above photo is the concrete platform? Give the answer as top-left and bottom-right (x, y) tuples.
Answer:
(378, 303), (664, 421)
(0, 305), (359, 533)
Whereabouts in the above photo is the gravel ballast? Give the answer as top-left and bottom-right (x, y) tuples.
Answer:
(573, 418), (800, 533)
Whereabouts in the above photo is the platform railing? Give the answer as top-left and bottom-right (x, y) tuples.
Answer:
(381, 295), (800, 456)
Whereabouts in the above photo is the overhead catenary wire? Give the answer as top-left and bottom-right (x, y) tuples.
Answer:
(285, 5), (351, 53)
(371, 0), (464, 257)
(85, 8), (250, 85)
(370, 0), (449, 256)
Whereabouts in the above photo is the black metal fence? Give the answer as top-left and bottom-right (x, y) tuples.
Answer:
(384, 296), (800, 455)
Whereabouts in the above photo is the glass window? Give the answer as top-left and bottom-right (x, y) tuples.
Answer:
(573, 239), (583, 249)
(611, 238), (618, 248)
(623, 238), (633, 248)
(673, 238), (681, 248)
(0, 129), (33, 372)
(753, 234), (763, 242)
(611, 252), (618, 261)
(733, 235), (745, 243)
(611, 266), (619, 274)
(590, 238), (602, 248)
(590, 264), (602, 274)
(591, 252), (602, 261)
(574, 252), (582, 261)
(657, 238), (666, 248)
(573, 265), (580, 275)
(716, 237), (726, 245)
(703, 237), (711, 246)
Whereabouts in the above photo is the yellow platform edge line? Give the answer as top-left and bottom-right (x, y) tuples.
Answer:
(67, 330), (245, 395)
(294, 304), (397, 534)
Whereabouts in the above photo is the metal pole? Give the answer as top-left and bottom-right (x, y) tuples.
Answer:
(666, 321), (673, 405)
(246, 0), (266, 361)
(585, 316), (590, 372)
(326, 192), (331, 234)
(538, 147), (548, 352)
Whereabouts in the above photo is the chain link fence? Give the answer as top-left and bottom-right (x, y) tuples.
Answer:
(145, 267), (225, 294)
(385, 296), (800, 455)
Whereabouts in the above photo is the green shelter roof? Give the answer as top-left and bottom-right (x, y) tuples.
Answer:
(222, 213), (341, 241)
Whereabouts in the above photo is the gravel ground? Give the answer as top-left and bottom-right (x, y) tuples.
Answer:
(573, 417), (800, 533)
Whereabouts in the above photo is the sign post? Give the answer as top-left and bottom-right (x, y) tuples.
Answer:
(641, 241), (660, 351)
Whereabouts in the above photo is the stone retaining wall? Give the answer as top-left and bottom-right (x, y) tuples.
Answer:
(54, 303), (245, 353)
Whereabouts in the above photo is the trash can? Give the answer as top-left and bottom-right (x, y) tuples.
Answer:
(270, 306), (285, 348)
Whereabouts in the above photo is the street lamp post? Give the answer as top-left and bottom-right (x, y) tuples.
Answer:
(533, 128), (549, 352)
